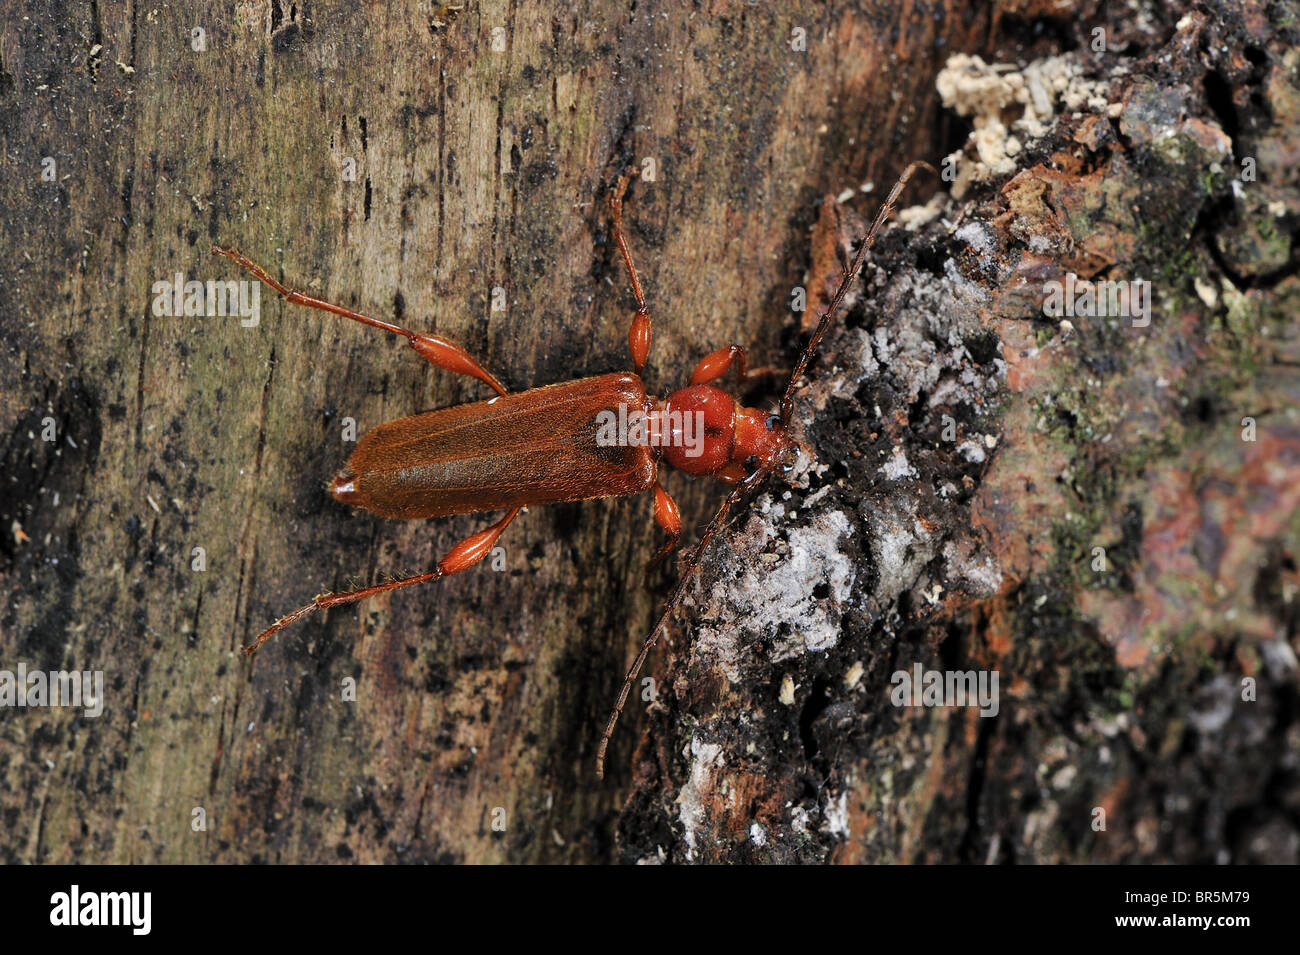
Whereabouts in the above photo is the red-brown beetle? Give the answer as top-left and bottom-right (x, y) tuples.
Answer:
(215, 161), (928, 776)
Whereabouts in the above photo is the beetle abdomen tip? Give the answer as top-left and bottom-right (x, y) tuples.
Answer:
(329, 469), (358, 503)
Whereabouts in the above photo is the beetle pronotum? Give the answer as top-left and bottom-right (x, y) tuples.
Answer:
(214, 160), (929, 777)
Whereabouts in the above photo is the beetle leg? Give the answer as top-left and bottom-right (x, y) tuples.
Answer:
(212, 245), (507, 396)
(642, 481), (682, 589)
(714, 463), (749, 485)
(689, 345), (748, 385)
(405, 334), (508, 396)
(609, 174), (652, 376)
(687, 347), (786, 390)
(241, 507), (521, 654)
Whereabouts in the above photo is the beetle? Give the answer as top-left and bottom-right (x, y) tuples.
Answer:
(214, 161), (929, 777)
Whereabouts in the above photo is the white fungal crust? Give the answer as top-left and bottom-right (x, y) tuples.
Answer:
(934, 53), (1113, 197)
(692, 507), (857, 668)
(677, 736), (724, 861)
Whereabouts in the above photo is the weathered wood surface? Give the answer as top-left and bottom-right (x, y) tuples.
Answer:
(0, 1), (989, 862)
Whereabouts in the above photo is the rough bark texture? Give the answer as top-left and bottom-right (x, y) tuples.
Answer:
(619, 1), (1300, 863)
(0, 0), (1296, 865)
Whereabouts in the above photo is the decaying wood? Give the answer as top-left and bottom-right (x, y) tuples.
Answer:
(1, 0), (1296, 865)
(618, 1), (1300, 863)
(0, 1), (985, 862)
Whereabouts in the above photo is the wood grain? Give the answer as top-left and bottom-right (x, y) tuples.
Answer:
(0, 1), (987, 862)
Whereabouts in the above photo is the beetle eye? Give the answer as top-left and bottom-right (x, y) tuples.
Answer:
(765, 414), (782, 431)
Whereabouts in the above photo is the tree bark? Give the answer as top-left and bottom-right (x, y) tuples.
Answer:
(1, 0), (1296, 866)
(618, 0), (1300, 863)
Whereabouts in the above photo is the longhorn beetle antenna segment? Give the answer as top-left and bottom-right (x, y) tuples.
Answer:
(780, 160), (934, 423)
(596, 468), (766, 778)
(595, 160), (933, 778)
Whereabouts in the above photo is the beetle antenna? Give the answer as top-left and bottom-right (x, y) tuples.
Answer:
(596, 467), (768, 778)
(596, 162), (933, 778)
(779, 160), (933, 423)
